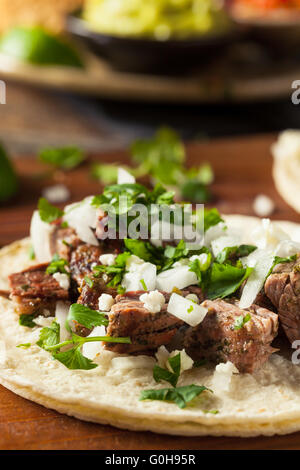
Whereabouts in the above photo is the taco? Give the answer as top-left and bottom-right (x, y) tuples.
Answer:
(0, 173), (300, 437)
(272, 130), (300, 214)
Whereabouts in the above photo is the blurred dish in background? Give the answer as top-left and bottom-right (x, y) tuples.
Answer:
(82, 0), (232, 40)
(68, 0), (241, 73)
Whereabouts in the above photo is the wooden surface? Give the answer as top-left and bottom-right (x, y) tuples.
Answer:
(0, 133), (300, 450)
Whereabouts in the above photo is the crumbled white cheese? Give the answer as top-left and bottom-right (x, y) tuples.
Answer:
(185, 293), (199, 304)
(42, 184), (70, 204)
(139, 290), (165, 313)
(98, 293), (115, 312)
(33, 316), (55, 327)
(53, 272), (70, 290)
(211, 362), (239, 393)
(253, 194), (275, 217)
(99, 253), (117, 266)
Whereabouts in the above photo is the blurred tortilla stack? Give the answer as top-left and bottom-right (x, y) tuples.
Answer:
(0, 0), (84, 33)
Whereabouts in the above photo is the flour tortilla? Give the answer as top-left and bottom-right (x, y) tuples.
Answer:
(1, 216), (300, 437)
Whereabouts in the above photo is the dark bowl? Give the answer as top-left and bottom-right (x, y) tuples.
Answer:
(66, 13), (243, 75)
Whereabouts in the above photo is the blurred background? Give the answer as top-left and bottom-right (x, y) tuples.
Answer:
(0, 0), (300, 155)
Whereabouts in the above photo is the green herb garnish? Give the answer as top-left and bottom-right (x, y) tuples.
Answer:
(234, 313), (251, 330)
(19, 314), (36, 328)
(140, 384), (211, 409)
(46, 254), (69, 275)
(39, 146), (85, 170)
(38, 197), (64, 223)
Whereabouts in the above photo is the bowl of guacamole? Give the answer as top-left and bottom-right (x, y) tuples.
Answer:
(67, 0), (240, 73)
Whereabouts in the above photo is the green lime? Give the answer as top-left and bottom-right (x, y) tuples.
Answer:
(0, 144), (18, 202)
(0, 26), (83, 68)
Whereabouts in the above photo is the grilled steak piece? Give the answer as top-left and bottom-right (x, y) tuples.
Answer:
(9, 264), (69, 316)
(77, 277), (117, 310)
(105, 294), (184, 354)
(264, 255), (300, 344)
(184, 299), (278, 373)
(50, 225), (81, 261)
(70, 244), (103, 286)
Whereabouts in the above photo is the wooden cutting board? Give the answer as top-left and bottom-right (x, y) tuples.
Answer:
(1, 134), (300, 450)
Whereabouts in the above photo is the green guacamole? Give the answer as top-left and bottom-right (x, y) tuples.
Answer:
(82, 0), (231, 40)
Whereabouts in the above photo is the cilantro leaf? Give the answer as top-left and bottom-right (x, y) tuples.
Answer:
(269, 254), (297, 276)
(93, 251), (131, 288)
(153, 353), (181, 387)
(124, 238), (164, 265)
(39, 146), (85, 170)
(234, 313), (251, 330)
(53, 346), (98, 370)
(181, 180), (210, 203)
(140, 384), (211, 409)
(19, 314), (36, 328)
(216, 245), (257, 264)
(67, 303), (109, 330)
(203, 208), (224, 232)
(205, 264), (253, 300)
(46, 253), (69, 275)
(90, 163), (118, 184)
(38, 197), (64, 223)
(37, 320), (60, 350)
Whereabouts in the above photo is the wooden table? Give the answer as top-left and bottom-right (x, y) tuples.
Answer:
(1, 134), (300, 450)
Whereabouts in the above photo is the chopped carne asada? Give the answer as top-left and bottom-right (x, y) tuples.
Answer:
(78, 276), (117, 310)
(264, 254), (300, 344)
(70, 244), (103, 286)
(183, 299), (278, 373)
(50, 225), (81, 260)
(105, 292), (184, 354)
(9, 264), (69, 316)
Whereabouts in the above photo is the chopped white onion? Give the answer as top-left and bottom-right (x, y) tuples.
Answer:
(110, 355), (155, 370)
(204, 222), (228, 247)
(30, 211), (54, 263)
(122, 256), (156, 292)
(274, 239), (300, 258)
(167, 349), (194, 373)
(33, 316), (55, 328)
(167, 293), (208, 327)
(55, 301), (70, 342)
(156, 265), (197, 293)
(239, 249), (275, 309)
(117, 167), (136, 184)
(155, 345), (170, 368)
(212, 362), (239, 393)
(63, 197), (98, 246)
(82, 325), (106, 360)
(211, 235), (240, 257)
(185, 293), (199, 304)
(248, 218), (289, 251)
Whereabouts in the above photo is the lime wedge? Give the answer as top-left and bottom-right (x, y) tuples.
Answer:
(0, 26), (83, 68)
